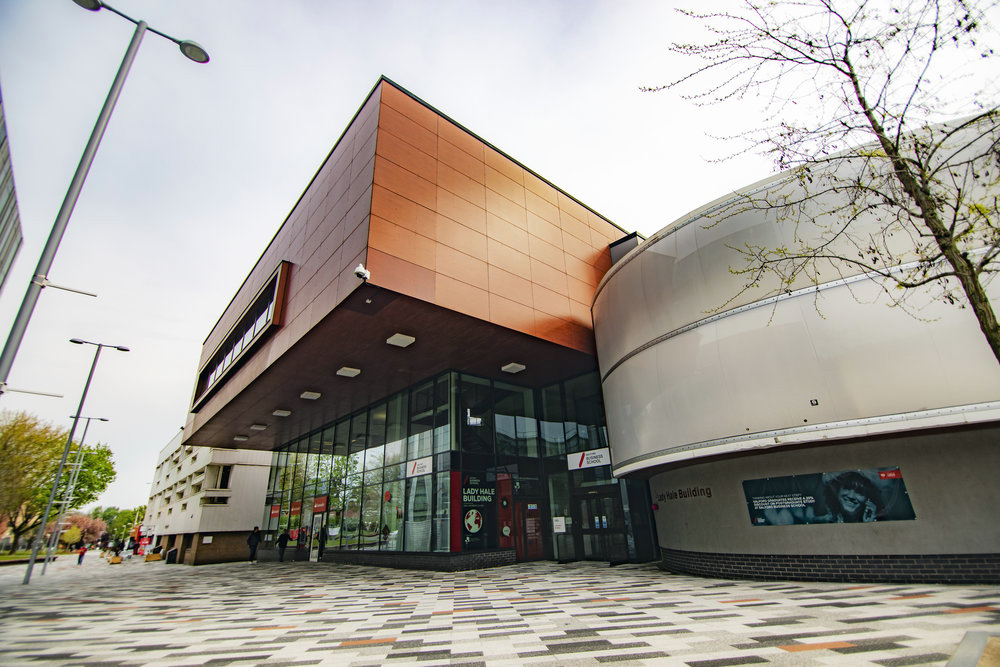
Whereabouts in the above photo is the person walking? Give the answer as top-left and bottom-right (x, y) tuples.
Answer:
(77, 544), (87, 565)
(277, 528), (290, 562)
(247, 526), (262, 563)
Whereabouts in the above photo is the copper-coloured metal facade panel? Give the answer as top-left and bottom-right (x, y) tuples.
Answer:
(183, 77), (626, 449)
(369, 80), (620, 355)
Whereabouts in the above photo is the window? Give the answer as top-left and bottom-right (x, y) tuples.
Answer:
(432, 471), (450, 552)
(217, 465), (232, 489)
(193, 261), (290, 408)
(263, 372), (598, 557)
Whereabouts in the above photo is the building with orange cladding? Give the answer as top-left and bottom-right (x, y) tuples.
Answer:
(181, 77), (656, 569)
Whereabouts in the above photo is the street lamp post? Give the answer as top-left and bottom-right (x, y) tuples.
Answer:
(0, 0), (208, 397)
(41, 415), (108, 574)
(23, 339), (128, 585)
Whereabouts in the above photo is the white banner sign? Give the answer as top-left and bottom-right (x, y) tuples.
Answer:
(406, 456), (434, 477)
(567, 447), (612, 470)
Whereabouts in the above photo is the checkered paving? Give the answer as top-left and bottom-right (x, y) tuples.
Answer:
(0, 555), (997, 665)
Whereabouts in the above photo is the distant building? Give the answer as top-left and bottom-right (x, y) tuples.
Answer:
(144, 432), (271, 564)
(0, 88), (24, 297)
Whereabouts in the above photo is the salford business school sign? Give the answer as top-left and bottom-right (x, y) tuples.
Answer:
(567, 447), (612, 471)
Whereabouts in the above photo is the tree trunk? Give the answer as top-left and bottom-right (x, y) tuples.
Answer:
(846, 59), (1000, 365)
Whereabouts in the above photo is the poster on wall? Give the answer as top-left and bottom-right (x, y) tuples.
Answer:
(462, 474), (495, 549)
(742, 467), (916, 526)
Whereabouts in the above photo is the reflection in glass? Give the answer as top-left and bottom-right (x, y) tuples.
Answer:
(342, 474), (362, 549)
(408, 380), (435, 460)
(382, 478), (404, 550)
(360, 480), (382, 550)
(405, 475), (432, 551)
(433, 471), (450, 552)
(460, 374), (493, 456)
(385, 394), (407, 465)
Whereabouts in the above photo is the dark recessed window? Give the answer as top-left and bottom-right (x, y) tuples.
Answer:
(193, 261), (289, 410)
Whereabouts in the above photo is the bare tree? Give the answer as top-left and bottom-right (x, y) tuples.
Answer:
(651, 0), (1000, 363)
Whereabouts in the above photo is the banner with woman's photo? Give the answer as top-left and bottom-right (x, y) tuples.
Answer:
(742, 467), (916, 526)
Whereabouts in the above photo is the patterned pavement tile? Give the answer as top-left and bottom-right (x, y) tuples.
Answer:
(0, 556), (997, 665)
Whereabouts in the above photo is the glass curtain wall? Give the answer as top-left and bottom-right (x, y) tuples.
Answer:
(540, 372), (612, 561)
(262, 370), (609, 558)
(264, 372), (457, 554)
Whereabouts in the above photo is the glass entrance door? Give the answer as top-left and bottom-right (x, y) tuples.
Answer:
(309, 513), (326, 562)
(575, 491), (628, 562)
(514, 501), (544, 561)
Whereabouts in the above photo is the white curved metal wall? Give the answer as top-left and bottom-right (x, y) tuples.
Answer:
(594, 175), (1000, 478)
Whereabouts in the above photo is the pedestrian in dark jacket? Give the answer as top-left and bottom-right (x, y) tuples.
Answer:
(277, 529), (290, 562)
(247, 527), (261, 563)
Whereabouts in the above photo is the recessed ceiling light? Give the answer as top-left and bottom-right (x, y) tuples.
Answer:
(386, 333), (416, 348)
(250, 424), (267, 431)
(336, 367), (361, 378)
(272, 409), (292, 417)
(233, 435), (249, 442)
(502, 362), (526, 374)
(300, 390), (322, 400)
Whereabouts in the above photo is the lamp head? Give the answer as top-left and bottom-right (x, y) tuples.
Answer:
(72, 0), (103, 10)
(179, 40), (210, 64)
(70, 338), (85, 345)
(115, 346), (130, 352)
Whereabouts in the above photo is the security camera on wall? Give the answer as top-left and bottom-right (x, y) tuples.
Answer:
(354, 264), (370, 281)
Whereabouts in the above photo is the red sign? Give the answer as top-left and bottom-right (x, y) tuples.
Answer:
(313, 495), (328, 513)
(290, 500), (302, 516)
(878, 469), (903, 480)
(139, 537), (150, 545)
(270, 504), (281, 519)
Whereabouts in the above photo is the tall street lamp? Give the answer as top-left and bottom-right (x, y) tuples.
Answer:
(41, 415), (108, 574)
(23, 339), (128, 585)
(0, 0), (208, 397)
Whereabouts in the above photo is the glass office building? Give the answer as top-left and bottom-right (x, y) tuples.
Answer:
(262, 370), (656, 567)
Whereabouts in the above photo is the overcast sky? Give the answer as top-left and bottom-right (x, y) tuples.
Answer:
(0, 0), (772, 512)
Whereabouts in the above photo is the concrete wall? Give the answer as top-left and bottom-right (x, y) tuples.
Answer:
(146, 441), (270, 539)
(196, 460), (270, 533)
(650, 424), (1000, 556)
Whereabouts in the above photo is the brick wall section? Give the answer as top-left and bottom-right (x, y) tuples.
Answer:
(257, 547), (517, 571)
(186, 532), (254, 565)
(660, 547), (1000, 584)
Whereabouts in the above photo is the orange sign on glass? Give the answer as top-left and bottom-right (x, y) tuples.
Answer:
(313, 495), (328, 513)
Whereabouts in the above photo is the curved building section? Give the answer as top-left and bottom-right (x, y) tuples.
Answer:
(593, 148), (1000, 583)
